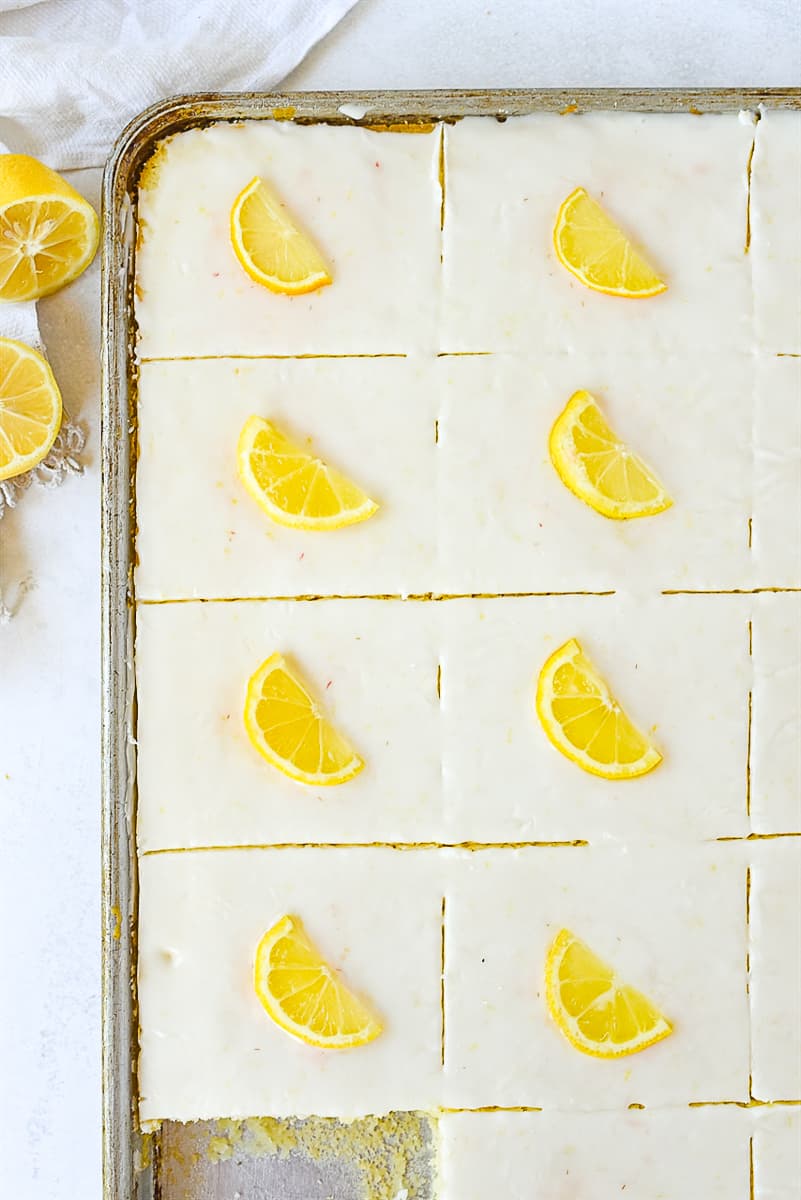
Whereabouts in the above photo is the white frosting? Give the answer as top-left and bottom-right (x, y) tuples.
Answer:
(750, 841), (801, 1101)
(442, 113), (755, 354)
(439, 593), (752, 844)
(436, 352), (757, 594)
(135, 594), (755, 851)
(135, 599), (442, 851)
(443, 844), (750, 1109)
(751, 593), (801, 833)
(338, 103), (370, 120)
(754, 358), (801, 588)
(137, 848), (445, 1121)
(751, 111), (801, 354)
(135, 122), (441, 358)
(134, 352), (801, 599)
(132, 112), (801, 1142)
(441, 1108), (751, 1199)
(135, 357), (438, 600)
(137, 843), (768, 1123)
(752, 1109), (801, 1199)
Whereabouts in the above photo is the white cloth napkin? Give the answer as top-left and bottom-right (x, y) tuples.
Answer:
(0, 0), (361, 170)
(0, 297), (41, 351)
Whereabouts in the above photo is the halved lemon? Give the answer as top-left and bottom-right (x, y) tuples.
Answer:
(545, 928), (672, 1058)
(536, 638), (662, 780)
(0, 337), (62, 481)
(254, 914), (382, 1049)
(230, 176), (331, 295)
(549, 390), (672, 520)
(0, 155), (99, 302)
(238, 415), (378, 531)
(553, 187), (666, 298)
(244, 652), (364, 786)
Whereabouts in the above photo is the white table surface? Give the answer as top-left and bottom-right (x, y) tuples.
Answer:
(0, 1), (798, 1196)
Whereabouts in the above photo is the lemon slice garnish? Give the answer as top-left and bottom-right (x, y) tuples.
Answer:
(549, 390), (672, 520)
(244, 652), (364, 787)
(553, 187), (666, 299)
(545, 928), (672, 1058)
(0, 155), (99, 302)
(536, 638), (662, 780)
(238, 415), (378, 531)
(254, 914), (382, 1049)
(230, 176), (331, 295)
(0, 337), (62, 481)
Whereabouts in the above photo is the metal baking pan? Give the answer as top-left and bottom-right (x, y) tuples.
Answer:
(101, 87), (801, 1199)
